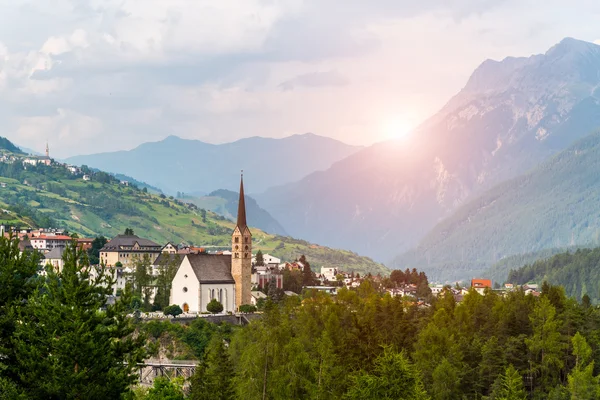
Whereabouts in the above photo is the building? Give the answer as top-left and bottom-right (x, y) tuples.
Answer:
(471, 278), (492, 295)
(41, 247), (66, 272)
(170, 175), (252, 312)
(252, 253), (281, 266)
(99, 234), (163, 267)
(253, 271), (283, 290)
(30, 234), (72, 251)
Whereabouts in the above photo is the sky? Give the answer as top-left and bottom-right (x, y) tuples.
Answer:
(1, 0), (600, 158)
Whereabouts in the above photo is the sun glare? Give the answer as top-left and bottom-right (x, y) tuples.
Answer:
(382, 117), (413, 141)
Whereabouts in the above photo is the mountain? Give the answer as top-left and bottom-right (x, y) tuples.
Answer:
(0, 138), (25, 154)
(0, 137), (385, 275)
(65, 133), (362, 195)
(506, 247), (600, 303)
(257, 38), (600, 262)
(183, 189), (288, 235)
(394, 130), (600, 281)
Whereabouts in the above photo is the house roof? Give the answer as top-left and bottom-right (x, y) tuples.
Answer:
(153, 253), (183, 267)
(471, 278), (492, 288)
(33, 235), (72, 241)
(101, 234), (161, 251)
(44, 247), (65, 260)
(186, 254), (234, 283)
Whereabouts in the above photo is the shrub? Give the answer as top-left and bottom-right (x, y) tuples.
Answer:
(163, 304), (183, 318)
(206, 299), (224, 314)
(239, 304), (257, 313)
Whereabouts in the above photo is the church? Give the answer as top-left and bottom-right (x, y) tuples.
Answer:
(170, 175), (252, 313)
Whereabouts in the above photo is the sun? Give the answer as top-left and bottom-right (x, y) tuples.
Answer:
(382, 117), (413, 141)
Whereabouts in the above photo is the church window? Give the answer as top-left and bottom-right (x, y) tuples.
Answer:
(245, 245), (249, 251)
(244, 253), (248, 258)
(235, 253), (239, 258)
(244, 237), (249, 243)
(219, 289), (223, 303)
(235, 237), (239, 243)
(183, 287), (188, 293)
(212, 289), (216, 299)
(235, 245), (239, 250)
(184, 274), (188, 278)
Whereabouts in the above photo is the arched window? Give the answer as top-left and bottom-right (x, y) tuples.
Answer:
(235, 253), (239, 258)
(211, 289), (215, 299)
(235, 237), (239, 243)
(244, 236), (249, 243)
(219, 289), (223, 303)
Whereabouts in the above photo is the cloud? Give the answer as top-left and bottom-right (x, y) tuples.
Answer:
(0, 0), (600, 157)
(279, 71), (349, 91)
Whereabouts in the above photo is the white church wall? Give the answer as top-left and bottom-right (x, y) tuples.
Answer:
(171, 257), (200, 313)
(200, 283), (235, 313)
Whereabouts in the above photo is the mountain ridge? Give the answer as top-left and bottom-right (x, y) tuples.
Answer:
(256, 38), (600, 263)
(65, 133), (362, 195)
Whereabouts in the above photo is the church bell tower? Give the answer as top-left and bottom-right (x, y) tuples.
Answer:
(231, 172), (252, 310)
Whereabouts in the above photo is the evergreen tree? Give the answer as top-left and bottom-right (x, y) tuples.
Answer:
(189, 335), (235, 400)
(255, 250), (265, 266)
(489, 365), (528, 400)
(0, 235), (40, 387)
(299, 255), (314, 286)
(344, 348), (429, 400)
(567, 332), (600, 399)
(145, 377), (185, 400)
(12, 243), (147, 399)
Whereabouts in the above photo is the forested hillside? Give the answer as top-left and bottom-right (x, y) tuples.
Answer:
(0, 148), (386, 275)
(507, 247), (600, 302)
(395, 130), (600, 281)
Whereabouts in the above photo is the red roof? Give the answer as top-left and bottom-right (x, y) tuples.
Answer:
(33, 235), (72, 241)
(471, 278), (492, 288)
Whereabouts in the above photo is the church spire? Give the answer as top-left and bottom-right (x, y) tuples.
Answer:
(236, 171), (247, 231)
(45, 141), (49, 158)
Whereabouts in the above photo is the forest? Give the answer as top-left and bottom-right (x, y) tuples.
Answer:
(2, 238), (600, 399)
(508, 247), (600, 303)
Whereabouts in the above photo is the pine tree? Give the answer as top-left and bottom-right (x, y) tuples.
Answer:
(255, 250), (264, 266)
(12, 243), (147, 399)
(490, 365), (528, 400)
(567, 332), (600, 399)
(190, 335), (235, 400)
(0, 235), (40, 387)
(344, 348), (429, 400)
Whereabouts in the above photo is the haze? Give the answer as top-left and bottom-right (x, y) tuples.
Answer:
(1, 0), (600, 158)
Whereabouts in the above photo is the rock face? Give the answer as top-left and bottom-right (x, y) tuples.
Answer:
(257, 38), (600, 263)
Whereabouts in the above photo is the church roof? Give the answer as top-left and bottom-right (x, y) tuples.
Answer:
(186, 254), (234, 284)
(153, 253), (183, 267)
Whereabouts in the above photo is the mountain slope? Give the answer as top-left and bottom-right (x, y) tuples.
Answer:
(0, 141), (385, 275)
(65, 133), (362, 195)
(393, 130), (600, 281)
(506, 248), (600, 303)
(184, 189), (287, 236)
(257, 38), (600, 262)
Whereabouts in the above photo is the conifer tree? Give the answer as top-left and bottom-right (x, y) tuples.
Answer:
(489, 365), (528, 400)
(12, 242), (147, 399)
(189, 335), (235, 400)
(567, 332), (600, 399)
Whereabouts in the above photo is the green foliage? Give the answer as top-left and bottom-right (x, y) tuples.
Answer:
(10, 243), (147, 398)
(163, 304), (183, 318)
(255, 249), (264, 266)
(507, 247), (600, 303)
(144, 377), (185, 400)
(489, 365), (528, 400)
(238, 304), (257, 313)
(189, 335), (235, 400)
(207, 299), (224, 314)
(344, 349), (429, 400)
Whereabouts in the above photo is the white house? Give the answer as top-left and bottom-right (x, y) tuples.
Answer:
(41, 247), (66, 272)
(252, 253), (281, 265)
(170, 254), (236, 313)
(320, 267), (337, 282)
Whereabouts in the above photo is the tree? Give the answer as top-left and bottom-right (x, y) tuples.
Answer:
(189, 335), (234, 400)
(0, 235), (40, 388)
(525, 297), (565, 391)
(11, 243), (147, 398)
(87, 236), (107, 265)
(124, 227), (134, 236)
(344, 348), (429, 400)
(489, 365), (528, 400)
(132, 254), (153, 310)
(239, 304), (257, 313)
(207, 299), (224, 314)
(201, 209), (207, 223)
(567, 332), (600, 399)
(154, 254), (181, 310)
(299, 255), (314, 286)
(145, 377), (185, 400)
(164, 304), (183, 318)
(255, 250), (264, 266)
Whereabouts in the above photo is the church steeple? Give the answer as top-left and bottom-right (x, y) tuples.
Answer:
(236, 171), (247, 232)
(45, 141), (49, 158)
